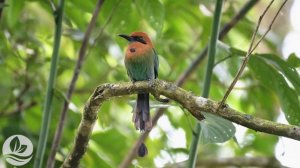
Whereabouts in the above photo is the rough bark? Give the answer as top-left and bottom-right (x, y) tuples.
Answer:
(62, 80), (300, 167)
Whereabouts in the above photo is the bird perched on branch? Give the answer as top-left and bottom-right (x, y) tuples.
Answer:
(119, 32), (159, 157)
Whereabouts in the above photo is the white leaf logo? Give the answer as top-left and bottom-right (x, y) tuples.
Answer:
(2, 135), (33, 166)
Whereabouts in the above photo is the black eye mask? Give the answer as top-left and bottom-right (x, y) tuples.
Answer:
(132, 36), (147, 44)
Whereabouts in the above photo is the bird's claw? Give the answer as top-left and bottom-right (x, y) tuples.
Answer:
(147, 79), (155, 88)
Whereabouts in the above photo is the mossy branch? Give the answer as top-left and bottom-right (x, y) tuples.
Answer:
(168, 156), (282, 168)
(62, 79), (300, 167)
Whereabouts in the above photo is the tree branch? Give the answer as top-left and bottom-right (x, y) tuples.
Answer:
(63, 80), (300, 168)
(218, 0), (288, 109)
(0, 101), (37, 117)
(167, 156), (284, 168)
(46, 0), (105, 167)
(176, 0), (259, 86)
(120, 1), (260, 167)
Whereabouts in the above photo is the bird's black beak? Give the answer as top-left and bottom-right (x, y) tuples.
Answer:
(118, 34), (132, 42)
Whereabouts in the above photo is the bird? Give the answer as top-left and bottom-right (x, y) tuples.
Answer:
(119, 32), (159, 157)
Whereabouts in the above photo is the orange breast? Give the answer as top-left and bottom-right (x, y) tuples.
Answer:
(125, 42), (153, 59)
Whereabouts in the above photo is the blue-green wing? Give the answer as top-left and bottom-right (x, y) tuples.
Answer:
(153, 49), (159, 79)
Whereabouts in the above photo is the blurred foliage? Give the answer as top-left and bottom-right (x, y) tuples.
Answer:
(0, 0), (299, 168)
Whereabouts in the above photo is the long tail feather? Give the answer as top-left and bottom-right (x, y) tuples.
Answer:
(137, 143), (148, 157)
(133, 93), (151, 131)
(133, 93), (151, 157)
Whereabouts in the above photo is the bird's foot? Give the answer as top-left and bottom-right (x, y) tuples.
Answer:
(147, 79), (155, 88)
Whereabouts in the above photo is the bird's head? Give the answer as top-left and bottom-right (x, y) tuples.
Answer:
(118, 32), (153, 48)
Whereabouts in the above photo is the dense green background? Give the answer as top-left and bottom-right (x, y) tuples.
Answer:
(0, 0), (299, 167)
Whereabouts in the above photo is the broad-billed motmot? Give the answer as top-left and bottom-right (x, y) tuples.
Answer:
(119, 32), (159, 157)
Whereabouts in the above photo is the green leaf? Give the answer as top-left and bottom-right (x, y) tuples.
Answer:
(83, 147), (113, 168)
(158, 55), (171, 76)
(53, 87), (68, 102)
(229, 47), (246, 56)
(6, 0), (24, 28)
(216, 41), (231, 58)
(169, 147), (189, 154)
(250, 131), (277, 155)
(0, 66), (12, 110)
(287, 53), (300, 68)
(91, 128), (128, 165)
(135, 0), (165, 34)
(199, 112), (236, 144)
(101, 0), (139, 35)
(10, 136), (20, 152)
(256, 53), (300, 95)
(71, 0), (96, 13)
(249, 56), (300, 125)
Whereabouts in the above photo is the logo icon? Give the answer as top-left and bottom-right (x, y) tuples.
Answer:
(2, 135), (33, 166)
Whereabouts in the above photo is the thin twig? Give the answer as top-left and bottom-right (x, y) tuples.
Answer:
(0, 82), (30, 115)
(217, 0), (288, 110)
(81, 0), (122, 69)
(213, 55), (240, 67)
(176, 0), (259, 86)
(94, 0), (122, 43)
(119, 1), (259, 167)
(249, 1), (287, 54)
(46, 1), (105, 167)
(0, 101), (37, 117)
(63, 80), (300, 168)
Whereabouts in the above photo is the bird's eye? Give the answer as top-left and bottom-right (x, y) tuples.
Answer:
(135, 36), (147, 44)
